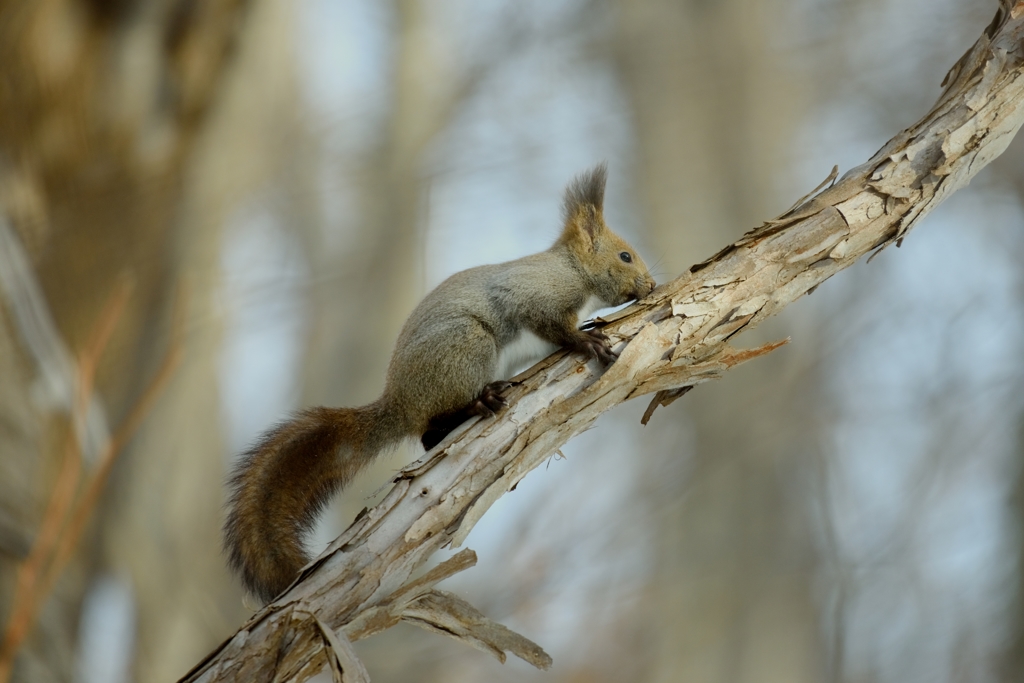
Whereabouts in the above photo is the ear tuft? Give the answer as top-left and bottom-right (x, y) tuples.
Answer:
(562, 162), (608, 223)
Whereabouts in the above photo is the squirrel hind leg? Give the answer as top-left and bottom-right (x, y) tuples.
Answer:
(420, 381), (513, 450)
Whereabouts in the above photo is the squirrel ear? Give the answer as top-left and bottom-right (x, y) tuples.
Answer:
(559, 208), (602, 254)
(560, 164), (608, 252)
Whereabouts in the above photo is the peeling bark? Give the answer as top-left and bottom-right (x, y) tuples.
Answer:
(179, 3), (1024, 680)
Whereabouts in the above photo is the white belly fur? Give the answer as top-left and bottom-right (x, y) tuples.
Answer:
(493, 295), (608, 380)
(576, 294), (608, 322)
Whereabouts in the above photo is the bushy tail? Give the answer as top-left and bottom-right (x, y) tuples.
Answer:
(223, 402), (398, 603)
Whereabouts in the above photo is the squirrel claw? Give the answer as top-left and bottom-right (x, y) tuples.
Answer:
(472, 381), (511, 416)
(469, 400), (494, 418)
(578, 329), (617, 365)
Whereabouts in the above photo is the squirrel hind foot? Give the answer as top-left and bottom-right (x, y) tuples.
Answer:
(473, 381), (510, 414)
(420, 381), (513, 450)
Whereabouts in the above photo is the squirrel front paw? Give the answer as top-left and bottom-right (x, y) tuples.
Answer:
(575, 329), (618, 365)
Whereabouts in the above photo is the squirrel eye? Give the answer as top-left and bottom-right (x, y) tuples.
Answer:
(619, 251), (632, 263)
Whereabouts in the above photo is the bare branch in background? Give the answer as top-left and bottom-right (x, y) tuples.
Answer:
(0, 213), (109, 460)
(180, 3), (1024, 680)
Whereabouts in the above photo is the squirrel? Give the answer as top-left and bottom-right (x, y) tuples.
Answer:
(223, 164), (656, 603)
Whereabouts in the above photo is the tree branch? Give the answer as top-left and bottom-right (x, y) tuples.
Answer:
(180, 3), (1024, 680)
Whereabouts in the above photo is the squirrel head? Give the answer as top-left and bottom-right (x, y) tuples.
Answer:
(556, 164), (657, 306)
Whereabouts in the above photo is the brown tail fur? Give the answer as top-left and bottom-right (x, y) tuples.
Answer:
(223, 402), (399, 602)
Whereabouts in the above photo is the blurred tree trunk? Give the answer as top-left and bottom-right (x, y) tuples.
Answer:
(1000, 218), (1024, 680)
(97, 3), (304, 679)
(985, 101), (1024, 683)
(303, 0), (451, 403)
(1006, 444), (1024, 682)
(612, 1), (827, 680)
(299, 0), (478, 517)
(0, 0), (256, 680)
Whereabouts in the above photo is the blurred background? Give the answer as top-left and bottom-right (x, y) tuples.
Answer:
(1, 0), (1023, 681)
